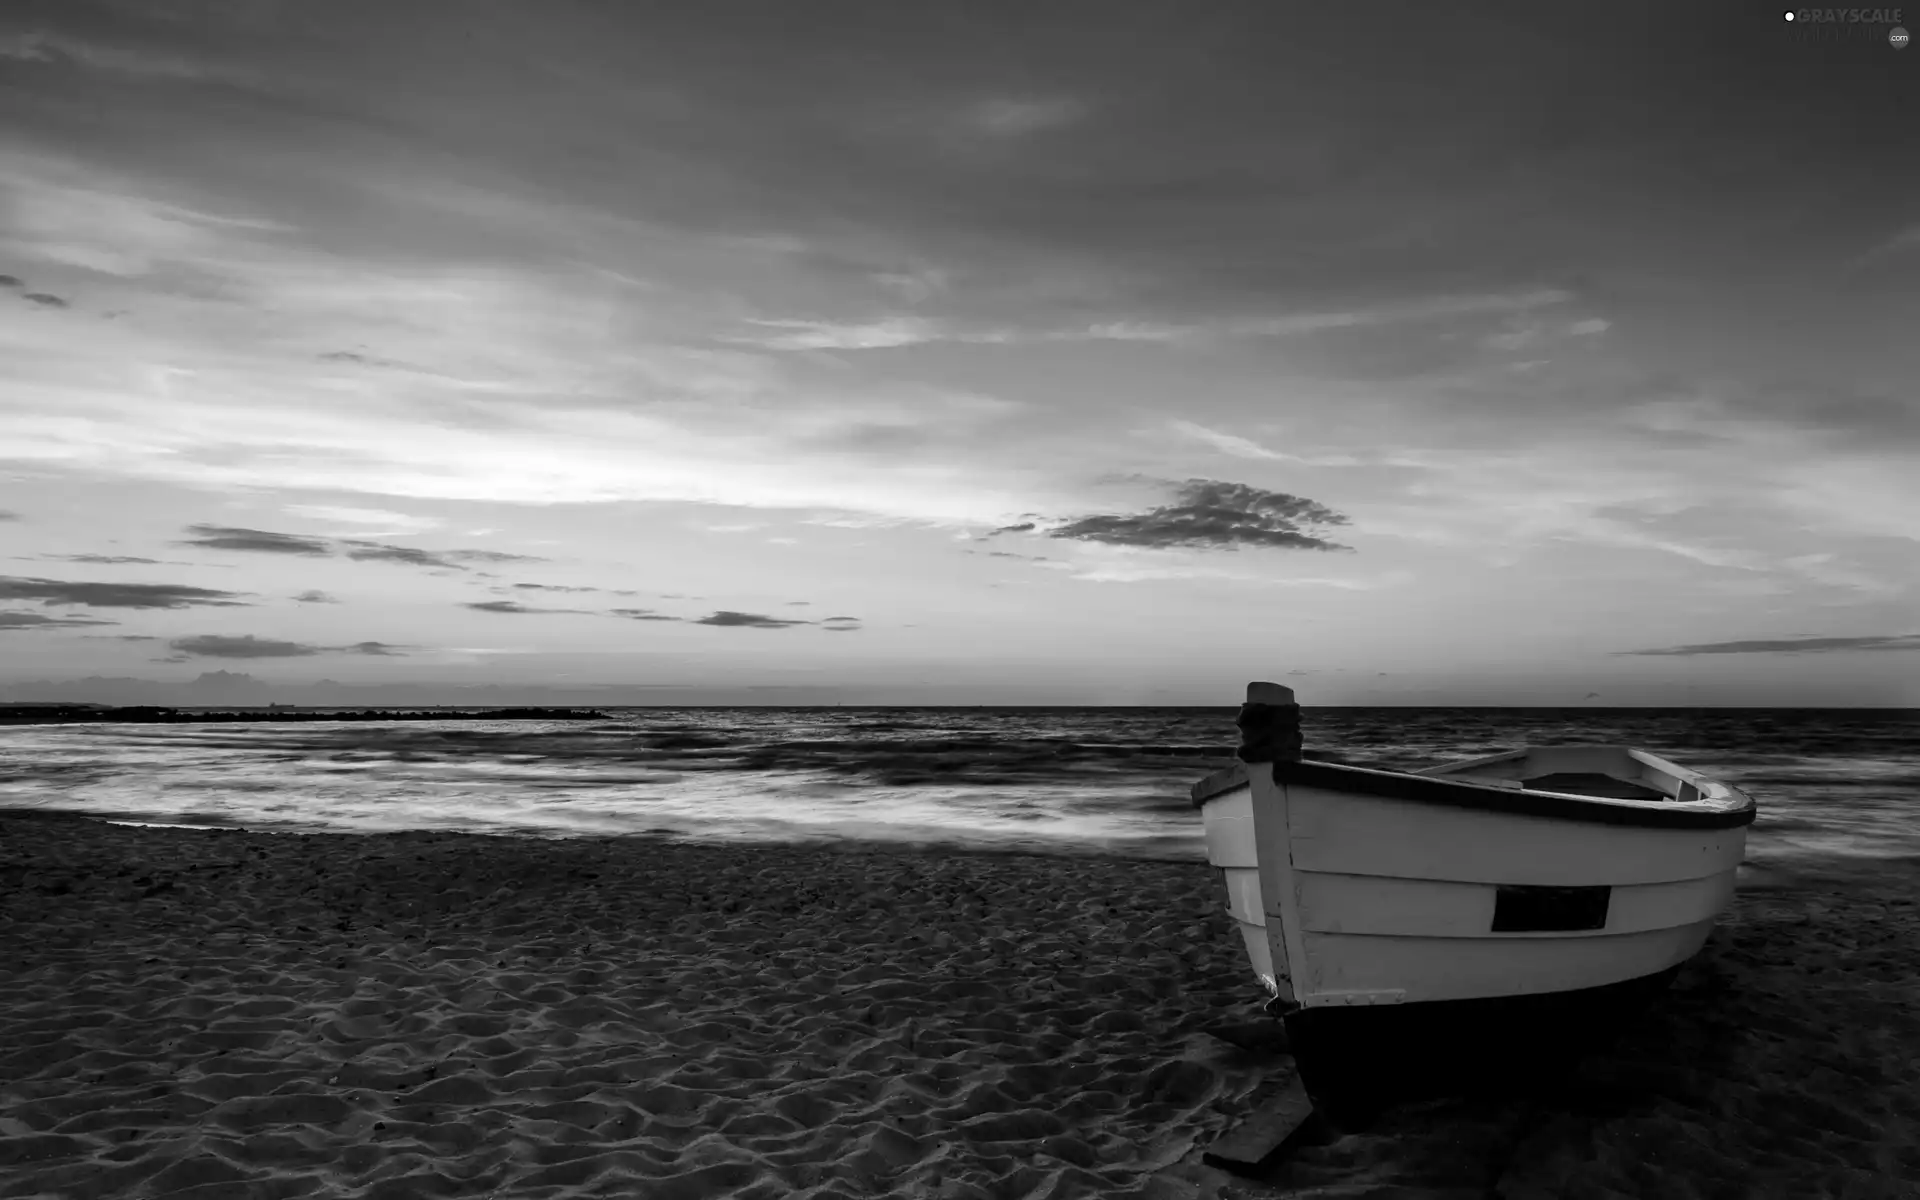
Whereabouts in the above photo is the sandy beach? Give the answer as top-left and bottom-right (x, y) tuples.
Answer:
(2, 812), (1915, 1199)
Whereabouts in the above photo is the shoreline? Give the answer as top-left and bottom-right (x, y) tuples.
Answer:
(3, 815), (1914, 1197)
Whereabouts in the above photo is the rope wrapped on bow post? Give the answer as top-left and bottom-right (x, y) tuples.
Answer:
(1235, 681), (1303, 764)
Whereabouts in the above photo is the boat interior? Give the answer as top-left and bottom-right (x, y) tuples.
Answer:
(1415, 745), (1709, 804)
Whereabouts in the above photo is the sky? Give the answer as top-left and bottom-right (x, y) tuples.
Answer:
(1, 0), (1917, 706)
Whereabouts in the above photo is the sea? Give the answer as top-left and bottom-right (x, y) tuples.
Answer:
(2, 707), (1915, 867)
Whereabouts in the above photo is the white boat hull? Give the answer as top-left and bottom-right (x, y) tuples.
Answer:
(1197, 749), (1754, 1010)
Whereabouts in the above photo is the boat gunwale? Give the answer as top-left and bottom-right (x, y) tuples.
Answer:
(1190, 756), (1757, 830)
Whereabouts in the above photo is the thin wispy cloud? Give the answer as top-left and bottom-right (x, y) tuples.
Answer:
(174, 524), (546, 570)
(1868, 223), (1920, 257)
(694, 611), (810, 629)
(734, 317), (955, 351)
(608, 608), (681, 621)
(340, 540), (463, 570)
(0, 29), (242, 83)
(1163, 421), (1375, 467)
(0, 576), (249, 609)
(282, 505), (441, 536)
(0, 611), (118, 630)
(292, 590), (340, 604)
(1167, 421), (1291, 461)
(463, 600), (590, 615)
(1621, 635), (1920, 657)
(732, 289), (1574, 354)
(180, 525), (332, 556)
(318, 350), (413, 369)
(963, 96), (1089, 137)
(446, 549), (548, 565)
(1235, 289), (1573, 338)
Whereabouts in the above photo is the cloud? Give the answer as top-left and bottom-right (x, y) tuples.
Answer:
(445, 549), (548, 564)
(1166, 421), (1306, 462)
(174, 525), (538, 572)
(0, 610), (118, 630)
(156, 639), (411, 660)
(694, 610), (810, 628)
(964, 96), (1090, 137)
(988, 522), (1036, 535)
(0, 510), (17, 520)
(0, 275), (21, 288)
(462, 600), (590, 614)
(167, 635), (322, 659)
(609, 608), (682, 621)
(340, 540), (462, 569)
(731, 289), (1571, 354)
(1031, 555), (1392, 584)
(180, 525), (333, 556)
(53, 553), (159, 564)
(1870, 224), (1920, 256)
(1567, 318), (1611, 336)
(317, 350), (413, 369)
(871, 266), (948, 303)
(1042, 479), (1353, 551)
(282, 505), (442, 535)
(820, 616), (863, 631)
(342, 641), (408, 656)
(0, 576), (249, 609)
(1238, 289), (1573, 338)
(292, 590), (339, 603)
(736, 317), (953, 351)
(0, 29), (241, 83)
(1620, 634), (1920, 656)
(510, 583), (598, 592)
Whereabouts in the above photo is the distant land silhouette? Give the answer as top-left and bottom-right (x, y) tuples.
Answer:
(0, 670), (872, 708)
(0, 704), (609, 725)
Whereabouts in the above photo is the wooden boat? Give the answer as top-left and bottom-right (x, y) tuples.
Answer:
(1192, 682), (1756, 1109)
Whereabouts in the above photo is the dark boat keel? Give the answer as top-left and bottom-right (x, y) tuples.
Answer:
(1282, 965), (1683, 1122)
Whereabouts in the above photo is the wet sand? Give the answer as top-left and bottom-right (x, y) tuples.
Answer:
(2, 813), (1915, 1198)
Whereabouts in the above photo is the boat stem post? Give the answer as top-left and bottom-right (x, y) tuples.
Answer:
(1237, 682), (1303, 763)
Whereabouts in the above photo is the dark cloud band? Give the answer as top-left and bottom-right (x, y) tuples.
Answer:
(0, 575), (250, 609)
